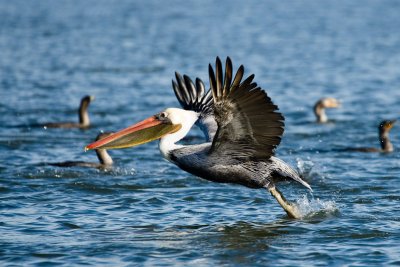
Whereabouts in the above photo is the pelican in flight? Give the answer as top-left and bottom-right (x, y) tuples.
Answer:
(86, 57), (311, 218)
(314, 97), (340, 123)
(44, 95), (94, 129)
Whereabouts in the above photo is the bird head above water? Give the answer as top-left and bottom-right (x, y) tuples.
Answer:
(48, 131), (114, 168)
(94, 131), (114, 166)
(378, 119), (396, 152)
(379, 119), (396, 134)
(314, 97), (341, 123)
(345, 119), (396, 153)
(80, 95), (95, 105)
(43, 95), (95, 128)
(79, 95), (95, 127)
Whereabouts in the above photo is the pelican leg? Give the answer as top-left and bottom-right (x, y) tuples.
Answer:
(266, 184), (301, 219)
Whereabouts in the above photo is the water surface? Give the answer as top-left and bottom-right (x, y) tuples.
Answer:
(1, 0), (400, 266)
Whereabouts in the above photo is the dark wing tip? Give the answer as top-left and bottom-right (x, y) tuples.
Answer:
(183, 74), (197, 104)
(209, 63), (217, 99)
(172, 72), (188, 109)
(215, 56), (222, 65)
(172, 69), (214, 115)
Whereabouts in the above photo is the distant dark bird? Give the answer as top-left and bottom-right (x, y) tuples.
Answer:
(85, 57), (311, 219)
(347, 120), (396, 153)
(43, 95), (94, 129)
(314, 97), (340, 123)
(49, 132), (114, 168)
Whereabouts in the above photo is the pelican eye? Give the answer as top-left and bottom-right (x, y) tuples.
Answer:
(156, 112), (169, 121)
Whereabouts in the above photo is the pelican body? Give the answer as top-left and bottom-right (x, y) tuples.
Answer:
(50, 132), (113, 169)
(168, 141), (301, 190)
(44, 95), (94, 129)
(86, 57), (311, 218)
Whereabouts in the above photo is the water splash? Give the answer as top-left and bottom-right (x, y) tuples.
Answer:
(106, 167), (137, 176)
(296, 157), (330, 185)
(294, 195), (339, 219)
(296, 157), (315, 177)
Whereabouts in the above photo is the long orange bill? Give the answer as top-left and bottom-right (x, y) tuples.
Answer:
(85, 116), (181, 151)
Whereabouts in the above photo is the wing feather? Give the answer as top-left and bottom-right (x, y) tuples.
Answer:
(209, 57), (285, 160)
(172, 71), (217, 142)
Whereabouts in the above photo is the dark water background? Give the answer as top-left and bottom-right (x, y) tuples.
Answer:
(1, 0), (400, 266)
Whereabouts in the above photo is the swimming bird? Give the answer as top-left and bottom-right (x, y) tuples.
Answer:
(347, 120), (396, 153)
(314, 97), (340, 123)
(49, 132), (114, 168)
(43, 95), (95, 128)
(85, 57), (311, 218)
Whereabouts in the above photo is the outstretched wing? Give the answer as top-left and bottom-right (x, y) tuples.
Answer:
(208, 57), (284, 160)
(172, 72), (217, 141)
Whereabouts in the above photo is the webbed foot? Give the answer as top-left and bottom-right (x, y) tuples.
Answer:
(267, 184), (301, 219)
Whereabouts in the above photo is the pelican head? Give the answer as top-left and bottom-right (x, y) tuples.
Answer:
(85, 108), (198, 151)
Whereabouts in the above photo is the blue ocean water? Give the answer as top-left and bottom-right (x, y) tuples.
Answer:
(1, 0), (400, 266)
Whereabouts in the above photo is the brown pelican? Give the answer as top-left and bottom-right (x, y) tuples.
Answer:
(314, 97), (340, 123)
(50, 132), (113, 168)
(347, 120), (396, 153)
(44, 95), (94, 128)
(85, 57), (311, 218)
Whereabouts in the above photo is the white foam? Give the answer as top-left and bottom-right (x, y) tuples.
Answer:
(294, 194), (339, 219)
